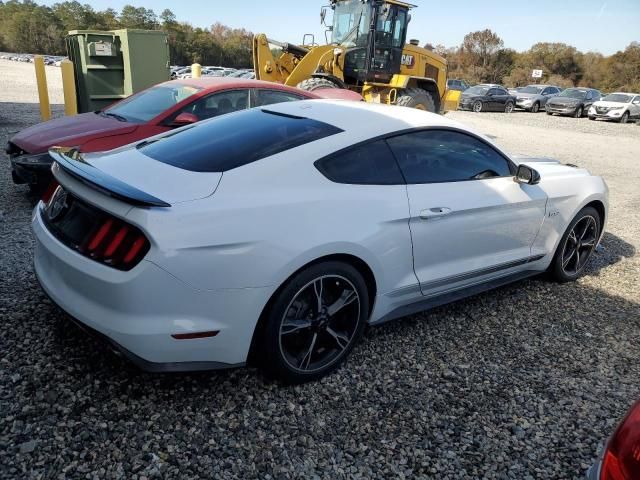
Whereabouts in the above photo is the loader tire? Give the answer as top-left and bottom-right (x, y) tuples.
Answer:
(297, 78), (341, 91)
(396, 88), (437, 113)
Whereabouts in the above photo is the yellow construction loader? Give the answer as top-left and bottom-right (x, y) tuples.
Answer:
(253, 0), (459, 113)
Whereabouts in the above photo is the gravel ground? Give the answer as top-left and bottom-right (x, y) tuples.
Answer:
(1, 60), (639, 479)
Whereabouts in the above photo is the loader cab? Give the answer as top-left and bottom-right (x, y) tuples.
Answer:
(330, 0), (410, 84)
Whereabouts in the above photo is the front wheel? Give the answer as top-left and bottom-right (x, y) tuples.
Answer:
(531, 102), (540, 113)
(472, 100), (483, 113)
(504, 101), (514, 113)
(549, 206), (601, 283)
(396, 88), (437, 113)
(260, 261), (369, 383)
(588, 116), (595, 121)
(619, 111), (630, 124)
(574, 106), (583, 118)
(297, 78), (341, 92)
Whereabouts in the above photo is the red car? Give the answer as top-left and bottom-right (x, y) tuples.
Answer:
(6, 77), (362, 189)
(587, 400), (640, 480)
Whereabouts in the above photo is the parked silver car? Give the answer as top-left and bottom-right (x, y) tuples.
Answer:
(515, 85), (562, 112)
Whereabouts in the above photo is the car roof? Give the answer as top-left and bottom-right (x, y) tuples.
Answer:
(608, 91), (640, 96)
(163, 77), (319, 97)
(262, 99), (486, 143)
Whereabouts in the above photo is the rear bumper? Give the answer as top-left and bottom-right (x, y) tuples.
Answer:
(32, 204), (272, 370)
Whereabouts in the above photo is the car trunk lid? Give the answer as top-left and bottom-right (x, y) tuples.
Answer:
(49, 146), (222, 206)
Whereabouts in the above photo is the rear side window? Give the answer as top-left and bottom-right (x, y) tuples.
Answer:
(139, 109), (343, 172)
(386, 129), (513, 183)
(254, 89), (305, 106)
(315, 140), (404, 185)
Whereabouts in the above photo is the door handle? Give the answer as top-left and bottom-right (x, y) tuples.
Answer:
(419, 207), (452, 220)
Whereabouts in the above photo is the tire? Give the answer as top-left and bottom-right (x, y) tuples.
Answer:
(396, 87), (437, 113)
(574, 106), (583, 118)
(619, 111), (629, 124)
(504, 101), (514, 113)
(471, 100), (483, 113)
(260, 261), (369, 383)
(531, 102), (540, 113)
(296, 77), (341, 92)
(549, 206), (601, 283)
(546, 110), (553, 115)
(588, 116), (595, 121)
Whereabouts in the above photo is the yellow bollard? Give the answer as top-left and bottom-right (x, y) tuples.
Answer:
(191, 63), (202, 78)
(34, 56), (51, 121)
(60, 60), (78, 116)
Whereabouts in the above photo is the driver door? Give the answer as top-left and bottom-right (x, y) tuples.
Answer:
(385, 129), (547, 296)
(368, 4), (407, 82)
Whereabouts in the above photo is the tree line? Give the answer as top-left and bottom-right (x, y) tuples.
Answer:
(428, 29), (640, 93)
(1, 2), (638, 92)
(0, 0), (254, 67)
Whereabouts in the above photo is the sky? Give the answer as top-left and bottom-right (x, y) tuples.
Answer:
(40, 0), (640, 55)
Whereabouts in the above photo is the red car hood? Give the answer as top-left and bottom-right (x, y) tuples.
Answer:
(10, 112), (138, 154)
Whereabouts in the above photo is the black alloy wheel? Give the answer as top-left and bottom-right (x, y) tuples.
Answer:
(260, 261), (369, 383)
(550, 206), (601, 282)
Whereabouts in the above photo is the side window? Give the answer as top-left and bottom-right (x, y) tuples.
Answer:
(315, 140), (405, 185)
(392, 10), (406, 48)
(178, 89), (249, 121)
(386, 130), (513, 184)
(542, 88), (551, 95)
(634, 96), (640, 104)
(488, 88), (502, 96)
(254, 89), (304, 107)
(586, 91), (594, 100)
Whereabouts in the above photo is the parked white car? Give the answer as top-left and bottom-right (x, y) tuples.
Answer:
(34, 100), (608, 383)
(588, 92), (640, 123)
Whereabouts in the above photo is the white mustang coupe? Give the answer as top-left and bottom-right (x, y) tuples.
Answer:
(33, 100), (608, 383)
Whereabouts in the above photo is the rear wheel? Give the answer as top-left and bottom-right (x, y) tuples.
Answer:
(504, 101), (514, 113)
(549, 206), (601, 283)
(396, 88), (437, 113)
(296, 78), (341, 91)
(531, 102), (540, 113)
(619, 111), (630, 124)
(260, 261), (369, 383)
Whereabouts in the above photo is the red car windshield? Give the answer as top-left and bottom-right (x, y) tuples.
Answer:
(104, 84), (202, 123)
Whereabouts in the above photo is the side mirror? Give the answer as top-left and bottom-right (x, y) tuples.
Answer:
(515, 165), (541, 185)
(171, 112), (198, 126)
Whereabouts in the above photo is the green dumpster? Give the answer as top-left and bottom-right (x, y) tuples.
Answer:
(66, 29), (170, 113)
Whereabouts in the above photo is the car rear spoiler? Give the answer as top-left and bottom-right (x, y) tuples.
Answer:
(49, 147), (171, 208)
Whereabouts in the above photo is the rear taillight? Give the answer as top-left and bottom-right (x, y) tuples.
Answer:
(82, 216), (150, 271)
(601, 401), (640, 480)
(41, 180), (60, 204)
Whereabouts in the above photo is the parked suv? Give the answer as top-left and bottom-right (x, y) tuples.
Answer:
(514, 85), (562, 112)
(545, 88), (602, 118)
(588, 92), (640, 123)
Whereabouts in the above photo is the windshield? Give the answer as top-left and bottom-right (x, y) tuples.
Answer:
(520, 86), (544, 94)
(558, 88), (587, 99)
(602, 93), (632, 103)
(464, 86), (489, 96)
(331, 0), (371, 47)
(105, 84), (202, 123)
